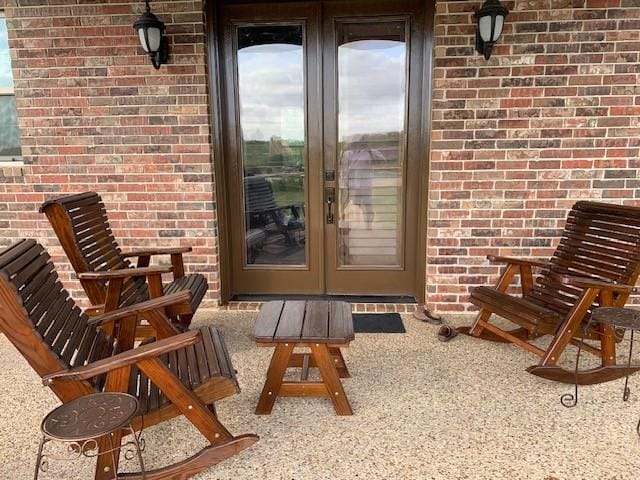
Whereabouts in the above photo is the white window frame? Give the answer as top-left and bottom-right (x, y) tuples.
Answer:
(0, 12), (22, 165)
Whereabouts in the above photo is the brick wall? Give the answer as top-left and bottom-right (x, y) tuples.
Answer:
(428, 0), (640, 312)
(1, 0), (640, 312)
(0, 0), (220, 306)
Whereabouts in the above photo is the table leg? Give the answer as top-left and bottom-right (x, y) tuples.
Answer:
(255, 343), (295, 415)
(301, 354), (310, 381)
(329, 347), (350, 378)
(311, 343), (353, 415)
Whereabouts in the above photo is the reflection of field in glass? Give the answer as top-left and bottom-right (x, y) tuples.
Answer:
(243, 140), (305, 206)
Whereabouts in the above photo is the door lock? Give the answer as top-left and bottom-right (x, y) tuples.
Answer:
(325, 187), (335, 224)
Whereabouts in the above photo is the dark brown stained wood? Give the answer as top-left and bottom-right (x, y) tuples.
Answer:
(35, 293), (67, 337)
(211, 329), (231, 378)
(122, 247), (192, 257)
(274, 300), (306, 340)
(461, 200), (640, 385)
(301, 301), (329, 341)
(79, 266), (173, 280)
(201, 325), (222, 378)
(194, 340), (211, 384)
(186, 344), (201, 388)
(24, 272), (58, 314)
(309, 343), (353, 415)
(177, 347), (191, 388)
(40, 192), (209, 329)
(90, 291), (190, 328)
(0, 239), (257, 479)
(254, 343), (296, 415)
(137, 357), (234, 444)
(253, 300), (284, 341)
(253, 300), (354, 415)
(328, 301), (354, 343)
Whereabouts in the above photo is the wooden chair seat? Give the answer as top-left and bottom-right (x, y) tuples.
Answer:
(162, 273), (209, 314)
(129, 326), (238, 415)
(469, 286), (561, 331)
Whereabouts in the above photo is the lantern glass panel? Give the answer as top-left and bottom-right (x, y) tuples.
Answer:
(492, 15), (504, 41)
(146, 26), (162, 53)
(138, 28), (149, 52)
(478, 15), (493, 42)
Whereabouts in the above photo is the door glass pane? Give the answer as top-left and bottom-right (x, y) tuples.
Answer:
(336, 21), (407, 267)
(237, 25), (306, 266)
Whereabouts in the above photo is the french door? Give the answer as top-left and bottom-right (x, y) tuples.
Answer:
(218, 0), (427, 297)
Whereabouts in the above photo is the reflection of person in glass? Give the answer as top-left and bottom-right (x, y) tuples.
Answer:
(338, 139), (385, 230)
(268, 135), (291, 166)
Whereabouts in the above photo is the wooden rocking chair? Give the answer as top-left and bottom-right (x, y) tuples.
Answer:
(0, 239), (258, 479)
(459, 201), (640, 385)
(40, 192), (208, 329)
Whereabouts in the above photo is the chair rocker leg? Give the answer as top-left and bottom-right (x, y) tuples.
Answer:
(527, 288), (626, 385)
(118, 435), (258, 480)
(527, 364), (640, 385)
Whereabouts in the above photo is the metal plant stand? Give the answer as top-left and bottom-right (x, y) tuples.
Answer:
(561, 307), (640, 436)
(34, 392), (145, 479)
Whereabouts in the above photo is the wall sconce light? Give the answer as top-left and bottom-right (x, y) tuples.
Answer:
(133, 0), (169, 69)
(475, 0), (509, 60)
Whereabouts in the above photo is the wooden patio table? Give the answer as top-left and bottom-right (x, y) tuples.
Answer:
(253, 300), (354, 415)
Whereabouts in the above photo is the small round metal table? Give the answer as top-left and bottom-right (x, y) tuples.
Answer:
(34, 392), (145, 479)
(561, 307), (640, 436)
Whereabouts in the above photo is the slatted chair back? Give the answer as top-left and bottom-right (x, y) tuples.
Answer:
(244, 175), (280, 216)
(40, 192), (147, 307)
(528, 201), (640, 322)
(0, 239), (115, 402)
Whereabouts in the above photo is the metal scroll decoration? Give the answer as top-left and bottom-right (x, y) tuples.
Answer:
(36, 427), (145, 477)
(35, 393), (146, 479)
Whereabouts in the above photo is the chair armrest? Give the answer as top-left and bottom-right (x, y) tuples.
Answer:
(487, 255), (549, 268)
(84, 305), (104, 317)
(548, 273), (637, 293)
(42, 330), (201, 383)
(78, 266), (173, 280)
(88, 291), (192, 327)
(121, 247), (192, 258)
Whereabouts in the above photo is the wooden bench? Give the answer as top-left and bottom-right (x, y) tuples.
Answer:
(0, 239), (257, 479)
(253, 300), (354, 415)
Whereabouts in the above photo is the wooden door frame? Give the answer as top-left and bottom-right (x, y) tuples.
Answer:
(205, 0), (434, 304)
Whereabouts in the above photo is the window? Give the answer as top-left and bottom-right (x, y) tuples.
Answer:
(0, 13), (21, 162)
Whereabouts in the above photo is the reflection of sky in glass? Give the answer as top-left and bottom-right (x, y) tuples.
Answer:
(238, 44), (304, 142)
(0, 18), (13, 89)
(339, 40), (406, 141)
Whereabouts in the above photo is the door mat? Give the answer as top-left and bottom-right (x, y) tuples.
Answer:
(353, 313), (406, 333)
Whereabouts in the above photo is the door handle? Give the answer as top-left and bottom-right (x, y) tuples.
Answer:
(325, 187), (335, 224)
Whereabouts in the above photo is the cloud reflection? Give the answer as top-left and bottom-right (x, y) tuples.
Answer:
(237, 39), (406, 142)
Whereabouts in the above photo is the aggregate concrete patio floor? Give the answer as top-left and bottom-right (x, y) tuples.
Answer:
(2, 310), (640, 479)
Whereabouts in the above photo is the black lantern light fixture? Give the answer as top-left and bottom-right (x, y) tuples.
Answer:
(133, 0), (169, 69)
(474, 0), (509, 60)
